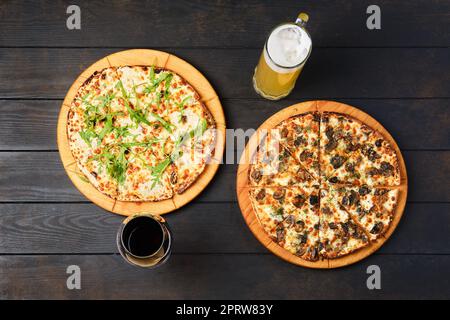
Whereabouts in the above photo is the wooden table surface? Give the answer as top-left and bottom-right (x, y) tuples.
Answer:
(0, 0), (449, 299)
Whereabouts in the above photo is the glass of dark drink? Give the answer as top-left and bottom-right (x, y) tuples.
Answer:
(117, 214), (172, 268)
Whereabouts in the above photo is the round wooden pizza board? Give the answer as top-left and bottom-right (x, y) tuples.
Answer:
(58, 49), (226, 216)
(236, 100), (408, 269)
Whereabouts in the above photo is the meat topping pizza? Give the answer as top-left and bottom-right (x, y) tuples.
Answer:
(248, 111), (401, 260)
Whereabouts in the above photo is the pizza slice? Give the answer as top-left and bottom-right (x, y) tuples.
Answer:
(249, 131), (312, 187)
(319, 112), (370, 185)
(249, 183), (321, 261)
(330, 185), (399, 240)
(319, 187), (370, 258)
(170, 119), (216, 194)
(275, 112), (320, 178)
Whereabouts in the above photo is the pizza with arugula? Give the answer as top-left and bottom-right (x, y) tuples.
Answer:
(67, 66), (215, 201)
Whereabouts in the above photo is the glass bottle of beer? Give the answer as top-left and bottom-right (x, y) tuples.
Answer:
(253, 13), (312, 100)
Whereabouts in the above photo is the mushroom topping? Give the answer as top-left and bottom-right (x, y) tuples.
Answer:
(308, 246), (319, 261)
(375, 139), (383, 148)
(250, 169), (262, 182)
(273, 189), (285, 201)
(299, 233), (308, 244)
(299, 150), (313, 162)
(309, 194), (319, 206)
(325, 139), (338, 152)
(325, 126), (334, 139)
(292, 194), (306, 208)
(370, 222), (384, 234)
(345, 162), (355, 173)
(255, 189), (266, 201)
(295, 220), (305, 232)
(330, 155), (346, 169)
(380, 161), (394, 176)
(328, 222), (338, 230)
(284, 215), (295, 227)
(329, 176), (339, 184)
(276, 227), (285, 243)
(358, 185), (370, 196)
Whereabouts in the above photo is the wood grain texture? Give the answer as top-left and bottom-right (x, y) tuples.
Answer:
(236, 101), (407, 268)
(1, 254), (449, 299)
(0, 48), (449, 99)
(0, 150), (448, 202)
(0, 0), (448, 299)
(1, 98), (450, 151)
(57, 49), (226, 215)
(0, 203), (448, 255)
(1, 0), (449, 47)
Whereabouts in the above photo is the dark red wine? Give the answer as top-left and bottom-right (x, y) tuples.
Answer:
(121, 216), (164, 257)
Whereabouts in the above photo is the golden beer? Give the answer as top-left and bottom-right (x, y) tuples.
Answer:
(253, 13), (312, 100)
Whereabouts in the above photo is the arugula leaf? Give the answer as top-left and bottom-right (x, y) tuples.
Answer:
(97, 114), (113, 141)
(113, 125), (130, 139)
(120, 139), (160, 148)
(150, 157), (172, 189)
(116, 80), (151, 126)
(163, 73), (173, 100)
(96, 92), (116, 110)
(144, 70), (170, 94)
(190, 118), (208, 139)
(149, 112), (174, 133)
(93, 146), (128, 185)
(79, 129), (97, 147)
(177, 96), (192, 122)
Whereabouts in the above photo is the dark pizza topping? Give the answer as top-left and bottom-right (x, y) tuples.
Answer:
(325, 139), (338, 152)
(294, 136), (306, 147)
(375, 139), (383, 147)
(309, 246), (319, 261)
(309, 194), (319, 206)
(250, 169), (262, 182)
(295, 220), (305, 232)
(380, 161), (394, 176)
(170, 171), (177, 185)
(328, 222), (338, 229)
(255, 189), (266, 201)
(299, 150), (313, 162)
(292, 194), (306, 208)
(330, 155), (346, 169)
(284, 215), (295, 227)
(343, 190), (360, 206)
(273, 189), (285, 201)
(329, 176), (339, 183)
(370, 222), (384, 234)
(358, 185), (370, 196)
(276, 228), (285, 242)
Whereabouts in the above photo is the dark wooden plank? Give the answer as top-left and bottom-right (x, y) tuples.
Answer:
(0, 203), (447, 255)
(1, 98), (449, 151)
(1, 0), (448, 47)
(0, 254), (449, 299)
(0, 151), (448, 202)
(0, 48), (449, 99)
